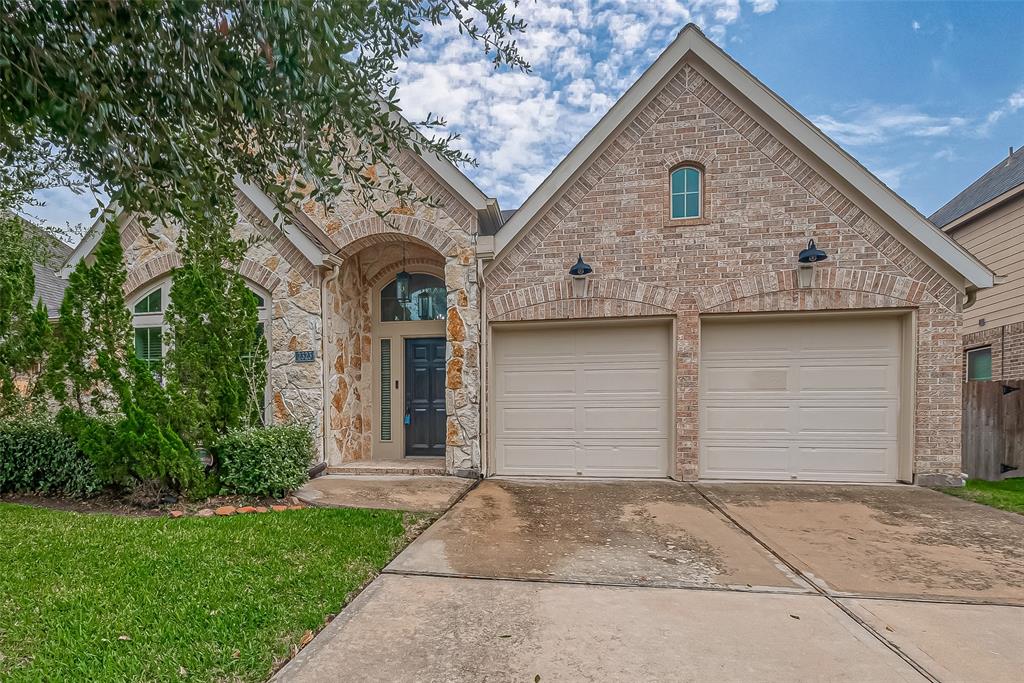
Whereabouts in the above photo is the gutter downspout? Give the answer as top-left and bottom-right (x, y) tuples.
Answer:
(320, 256), (343, 465)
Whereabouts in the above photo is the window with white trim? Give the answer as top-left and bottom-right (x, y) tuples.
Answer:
(670, 165), (702, 219)
(128, 278), (271, 381)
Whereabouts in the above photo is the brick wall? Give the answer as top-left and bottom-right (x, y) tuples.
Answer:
(965, 322), (1024, 380)
(485, 60), (964, 482)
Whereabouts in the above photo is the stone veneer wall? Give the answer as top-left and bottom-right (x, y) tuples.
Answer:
(120, 191), (325, 459)
(485, 60), (964, 482)
(299, 164), (483, 474)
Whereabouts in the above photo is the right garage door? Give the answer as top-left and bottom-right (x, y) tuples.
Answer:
(700, 315), (902, 482)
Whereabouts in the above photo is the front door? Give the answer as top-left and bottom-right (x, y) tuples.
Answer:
(405, 337), (446, 457)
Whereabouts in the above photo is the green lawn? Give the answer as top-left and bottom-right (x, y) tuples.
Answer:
(942, 478), (1024, 515)
(0, 503), (409, 682)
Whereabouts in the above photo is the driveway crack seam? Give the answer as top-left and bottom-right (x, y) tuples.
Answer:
(690, 484), (941, 683)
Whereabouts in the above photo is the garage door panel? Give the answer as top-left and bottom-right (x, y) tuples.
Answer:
(583, 442), (667, 476)
(497, 442), (576, 475)
(702, 445), (791, 479)
(702, 366), (790, 393)
(498, 369), (577, 398)
(796, 446), (896, 480)
(494, 322), (671, 478)
(498, 406), (577, 434)
(798, 364), (897, 394)
(797, 406), (896, 435)
(582, 366), (665, 395)
(703, 405), (789, 433)
(700, 316), (902, 483)
(583, 405), (667, 434)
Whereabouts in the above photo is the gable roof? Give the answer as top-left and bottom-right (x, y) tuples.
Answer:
(59, 179), (329, 278)
(491, 23), (994, 291)
(930, 146), (1024, 229)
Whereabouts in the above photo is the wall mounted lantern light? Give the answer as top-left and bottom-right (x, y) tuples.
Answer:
(797, 239), (827, 288)
(396, 243), (411, 303)
(569, 254), (593, 296)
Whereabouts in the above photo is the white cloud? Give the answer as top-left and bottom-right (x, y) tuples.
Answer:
(911, 20), (921, 31)
(873, 163), (916, 190)
(812, 105), (970, 146)
(981, 85), (1024, 132)
(748, 0), (778, 13)
(394, 0), (778, 208)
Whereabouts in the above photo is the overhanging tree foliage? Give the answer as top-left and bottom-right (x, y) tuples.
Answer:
(1, 1), (527, 226)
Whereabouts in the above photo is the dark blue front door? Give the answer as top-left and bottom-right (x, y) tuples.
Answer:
(405, 337), (446, 457)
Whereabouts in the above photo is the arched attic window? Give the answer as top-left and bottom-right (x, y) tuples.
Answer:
(670, 165), (703, 220)
(380, 273), (446, 322)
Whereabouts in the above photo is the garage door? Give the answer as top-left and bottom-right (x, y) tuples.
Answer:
(493, 321), (671, 477)
(700, 315), (902, 482)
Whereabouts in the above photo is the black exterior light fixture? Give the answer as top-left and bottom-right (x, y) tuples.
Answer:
(396, 243), (411, 303)
(797, 239), (827, 288)
(569, 254), (593, 296)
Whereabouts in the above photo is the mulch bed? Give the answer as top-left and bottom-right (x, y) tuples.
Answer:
(1, 491), (303, 517)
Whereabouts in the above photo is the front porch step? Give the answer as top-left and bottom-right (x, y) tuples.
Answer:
(326, 459), (446, 476)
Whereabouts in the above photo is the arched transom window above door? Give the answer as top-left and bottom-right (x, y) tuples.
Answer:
(380, 273), (447, 322)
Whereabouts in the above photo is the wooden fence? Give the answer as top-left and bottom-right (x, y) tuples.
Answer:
(962, 381), (1024, 480)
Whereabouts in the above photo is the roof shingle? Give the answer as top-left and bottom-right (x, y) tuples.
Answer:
(930, 147), (1024, 228)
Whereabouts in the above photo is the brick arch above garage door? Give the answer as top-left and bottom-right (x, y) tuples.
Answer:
(696, 267), (927, 314)
(488, 278), (683, 322)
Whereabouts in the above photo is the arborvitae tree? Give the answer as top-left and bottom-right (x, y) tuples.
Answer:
(46, 220), (134, 412)
(163, 204), (268, 448)
(0, 215), (51, 414)
(48, 219), (200, 492)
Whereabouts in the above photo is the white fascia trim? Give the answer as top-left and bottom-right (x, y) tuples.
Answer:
(492, 25), (993, 290)
(233, 178), (325, 267)
(59, 201), (126, 278)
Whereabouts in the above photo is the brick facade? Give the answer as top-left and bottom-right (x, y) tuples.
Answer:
(964, 322), (1024, 380)
(485, 59), (965, 483)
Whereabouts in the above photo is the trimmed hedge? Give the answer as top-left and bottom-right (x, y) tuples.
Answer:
(0, 416), (103, 498)
(216, 425), (313, 498)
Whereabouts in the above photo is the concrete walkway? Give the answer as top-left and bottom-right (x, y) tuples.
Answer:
(295, 474), (473, 514)
(276, 480), (1024, 682)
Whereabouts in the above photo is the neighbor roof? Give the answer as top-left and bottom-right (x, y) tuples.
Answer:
(930, 147), (1024, 229)
(22, 221), (73, 317)
(490, 23), (994, 291)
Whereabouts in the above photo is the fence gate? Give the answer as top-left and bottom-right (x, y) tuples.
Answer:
(962, 381), (1024, 480)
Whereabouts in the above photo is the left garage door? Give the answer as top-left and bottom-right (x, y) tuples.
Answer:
(492, 321), (672, 477)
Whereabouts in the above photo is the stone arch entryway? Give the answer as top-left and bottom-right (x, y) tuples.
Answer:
(323, 230), (480, 475)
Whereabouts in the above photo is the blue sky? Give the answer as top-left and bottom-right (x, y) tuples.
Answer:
(27, 1), (1024, 242)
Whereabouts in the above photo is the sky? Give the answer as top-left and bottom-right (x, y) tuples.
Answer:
(26, 0), (1024, 244)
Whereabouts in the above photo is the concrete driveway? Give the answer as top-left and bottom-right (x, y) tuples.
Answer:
(276, 480), (1024, 682)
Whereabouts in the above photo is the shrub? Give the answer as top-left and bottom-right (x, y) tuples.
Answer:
(0, 415), (103, 498)
(59, 404), (205, 496)
(217, 425), (313, 498)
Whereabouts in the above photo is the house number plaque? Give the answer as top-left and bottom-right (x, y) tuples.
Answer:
(294, 350), (316, 363)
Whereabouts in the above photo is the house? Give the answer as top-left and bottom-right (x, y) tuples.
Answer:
(931, 147), (1023, 381)
(24, 219), (73, 319)
(60, 25), (993, 486)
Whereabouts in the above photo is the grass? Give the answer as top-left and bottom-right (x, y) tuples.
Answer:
(942, 478), (1024, 515)
(0, 503), (409, 682)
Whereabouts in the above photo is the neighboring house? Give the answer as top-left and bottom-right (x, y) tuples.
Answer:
(931, 147), (1024, 381)
(61, 25), (994, 486)
(25, 220), (73, 319)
